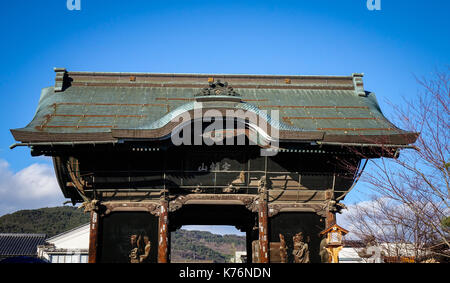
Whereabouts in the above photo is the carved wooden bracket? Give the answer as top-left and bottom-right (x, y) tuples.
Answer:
(80, 199), (100, 213)
(243, 196), (259, 213)
(327, 199), (347, 214)
(168, 195), (186, 213)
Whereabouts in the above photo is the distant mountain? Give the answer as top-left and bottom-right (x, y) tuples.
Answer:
(171, 229), (246, 263)
(0, 206), (246, 262)
(0, 206), (89, 237)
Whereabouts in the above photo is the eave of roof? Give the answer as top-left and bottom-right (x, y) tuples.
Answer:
(45, 223), (89, 242)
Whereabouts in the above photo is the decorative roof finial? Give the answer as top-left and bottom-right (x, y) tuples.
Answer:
(195, 79), (239, 97)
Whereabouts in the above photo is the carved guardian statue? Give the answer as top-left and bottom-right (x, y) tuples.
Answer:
(279, 234), (288, 263)
(292, 232), (310, 263)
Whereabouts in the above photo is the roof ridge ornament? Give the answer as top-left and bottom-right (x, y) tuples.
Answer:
(195, 79), (240, 97)
(352, 73), (366, 97)
(54, 67), (68, 92)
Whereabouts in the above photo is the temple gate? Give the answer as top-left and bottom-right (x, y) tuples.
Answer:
(10, 69), (417, 263)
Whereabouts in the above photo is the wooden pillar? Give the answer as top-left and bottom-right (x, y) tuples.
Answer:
(258, 201), (269, 263)
(326, 246), (342, 263)
(326, 211), (336, 228)
(158, 199), (169, 263)
(258, 192), (269, 263)
(88, 210), (99, 263)
(325, 190), (337, 228)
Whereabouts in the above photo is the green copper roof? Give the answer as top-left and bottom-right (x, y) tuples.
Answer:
(10, 69), (418, 146)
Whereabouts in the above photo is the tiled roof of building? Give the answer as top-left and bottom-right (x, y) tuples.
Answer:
(0, 233), (47, 257)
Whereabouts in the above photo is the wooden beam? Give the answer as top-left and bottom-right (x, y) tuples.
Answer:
(88, 211), (99, 263)
(158, 199), (169, 263)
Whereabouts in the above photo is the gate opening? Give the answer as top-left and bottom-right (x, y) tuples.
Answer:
(170, 225), (246, 263)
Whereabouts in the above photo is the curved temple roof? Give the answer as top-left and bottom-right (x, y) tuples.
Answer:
(10, 68), (418, 147)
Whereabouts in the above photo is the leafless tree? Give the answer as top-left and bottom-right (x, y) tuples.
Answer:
(345, 197), (438, 261)
(342, 68), (449, 261)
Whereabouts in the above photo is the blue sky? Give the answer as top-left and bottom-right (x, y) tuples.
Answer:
(0, 1), (448, 234)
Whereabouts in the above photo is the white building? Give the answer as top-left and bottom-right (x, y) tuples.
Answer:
(339, 241), (421, 263)
(37, 223), (89, 263)
(339, 246), (365, 263)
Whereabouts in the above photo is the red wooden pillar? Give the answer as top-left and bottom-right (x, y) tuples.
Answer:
(88, 210), (99, 263)
(258, 194), (269, 263)
(158, 199), (169, 263)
